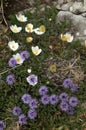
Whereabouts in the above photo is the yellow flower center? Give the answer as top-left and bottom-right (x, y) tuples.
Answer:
(12, 45), (15, 49)
(33, 49), (39, 55)
(19, 16), (23, 21)
(61, 35), (67, 41)
(39, 25), (46, 32)
(26, 26), (33, 32)
(16, 57), (21, 62)
(13, 28), (18, 32)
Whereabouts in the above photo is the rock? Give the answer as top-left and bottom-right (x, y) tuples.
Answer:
(81, 12), (86, 17)
(61, 2), (73, 11)
(56, 11), (86, 40)
(56, 1), (86, 14)
(57, 0), (64, 5)
(69, 2), (86, 14)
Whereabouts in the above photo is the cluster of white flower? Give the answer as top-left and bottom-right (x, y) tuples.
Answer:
(9, 14), (46, 57)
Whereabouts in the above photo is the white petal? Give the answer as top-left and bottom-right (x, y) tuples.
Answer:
(34, 28), (45, 35)
(8, 41), (19, 51)
(16, 14), (27, 22)
(10, 25), (22, 33)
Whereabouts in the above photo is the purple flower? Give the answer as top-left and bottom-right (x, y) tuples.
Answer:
(28, 109), (37, 120)
(69, 97), (78, 107)
(6, 74), (15, 85)
(60, 101), (69, 111)
(67, 106), (74, 115)
(13, 106), (22, 116)
(41, 95), (49, 105)
(21, 94), (31, 104)
(20, 51), (30, 61)
(18, 114), (27, 125)
(26, 74), (38, 86)
(8, 57), (17, 67)
(39, 86), (48, 96)
(0, 121), (5, 130)
(63, 78), (73, 88)
(59, 92), (69, 101)
(29, 99), (38, 109)
(70, 84), (79, 92)
(49, 94), (59, 105)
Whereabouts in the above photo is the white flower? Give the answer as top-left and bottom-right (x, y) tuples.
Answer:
(27, 69), (32, 73)
(25, 23), (33, 33)
(34, 25), (46, 35)
(8, 41), (19, 51)
(31, 46), (42, 56)
(10, 25), (22, 33)
(13, 53), (24, 65)
(65, 33), (74, 42)
(61, 34), (67, 42)
(61, 33), (73, 42)
(16, 14), (27, 22)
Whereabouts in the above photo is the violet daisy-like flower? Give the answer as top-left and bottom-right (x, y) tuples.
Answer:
(39, 86), (48, 96)
(26, 74), (38, 86)
(0, 121), (5, 130)
(50, 94), (59, 105)
(21, 94), (31, 104)
(41, 95), (49, 105)
(18, 114), (27, 125)
(63, 78), (73, 88)
(20, 51), (30, 61)
(70, 84), (79, 93)
(60, 101), (69, 111)
(66, 106), (74, 115)
(59, 92), (69, 101)
(69, 97), (78, 107)
(13, 106), (22, 116)
(8, 57), (17, 67)
(6, 74), (15, 85)
(29, 99), (38, 109)
(28, 109), (37, 120)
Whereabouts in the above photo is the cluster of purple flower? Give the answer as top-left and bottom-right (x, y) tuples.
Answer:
(0, 120), (5, 130)
(13, 106), (27, 125)
(59, 92), (78, 115)
(39, 86), (59, 105)
(63, 78), (79, 92)
(22, 94), (38, 120)
(12, 81), (79, 125)
(13, 94), (38, 124)
(9, 50), (30, 67)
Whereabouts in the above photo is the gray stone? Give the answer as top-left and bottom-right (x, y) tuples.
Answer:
(56, 1), (86, 14)
(61, 2), (73, 11)
(81, 12), (86, 17)
(69, 2), (86, 14)
(57, 0), (64, 5)
(56, 11), (86, 40)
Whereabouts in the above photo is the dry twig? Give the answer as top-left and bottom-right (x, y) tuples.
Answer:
(1, 0), (8, 27)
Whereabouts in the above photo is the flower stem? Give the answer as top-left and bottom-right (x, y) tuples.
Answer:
(0, 64), (21, 75)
